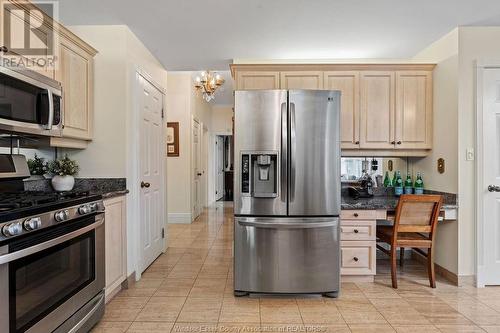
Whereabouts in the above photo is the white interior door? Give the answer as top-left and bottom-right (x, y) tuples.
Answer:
(192, 119), (201, 219)
(478, 66), (500, 286)
(216, 136), (224, 201)
(201, 126), (208, 208)
(139, 75), (164, 273)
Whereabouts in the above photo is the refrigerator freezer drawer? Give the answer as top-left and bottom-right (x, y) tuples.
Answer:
(234, 217), (340, 294)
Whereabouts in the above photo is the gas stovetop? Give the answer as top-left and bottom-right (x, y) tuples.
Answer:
(0, 190), (104, 244)
(0, 191), (96, 213)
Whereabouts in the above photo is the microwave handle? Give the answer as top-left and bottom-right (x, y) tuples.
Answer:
(45, 89), (54, 130)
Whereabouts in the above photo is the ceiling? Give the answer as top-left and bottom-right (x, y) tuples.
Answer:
(57, 0), (500, 105)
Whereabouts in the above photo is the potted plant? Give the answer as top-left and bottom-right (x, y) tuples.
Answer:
(48, 155), (80, 192)
(27, 154), (48, 180)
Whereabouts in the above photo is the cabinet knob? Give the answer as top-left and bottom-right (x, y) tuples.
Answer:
(141, 181), (151, 188)
(391, 141), (396, 145)
(355, 141), (360, 145)
(353, 213), (359, 217)
(354, 229), (359, 233)
(0, 46), (8, 53)
(353, 257), (359, 262)
(397, 141), (402, 145)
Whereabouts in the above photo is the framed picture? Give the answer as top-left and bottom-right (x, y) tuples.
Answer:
(167, 122), (179, 156)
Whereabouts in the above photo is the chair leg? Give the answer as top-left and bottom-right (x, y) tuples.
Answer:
(391, 246), (398, 288)
(400, 247), (404, 267)
(427, 247), (436, 288)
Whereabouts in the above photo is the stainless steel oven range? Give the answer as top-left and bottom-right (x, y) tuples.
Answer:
(0, 154), (105, 333)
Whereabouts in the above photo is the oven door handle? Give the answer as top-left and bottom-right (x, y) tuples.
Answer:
(67, 291), (105, 333)
(0, 215), (104, 265)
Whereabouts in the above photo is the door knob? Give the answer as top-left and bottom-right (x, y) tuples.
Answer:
(141, 181), (151, 188)
(488, 185), (500, 192)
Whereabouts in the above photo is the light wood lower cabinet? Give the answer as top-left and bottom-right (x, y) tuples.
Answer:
(104, 195), (127, 302)
(341, 209), (385, 281)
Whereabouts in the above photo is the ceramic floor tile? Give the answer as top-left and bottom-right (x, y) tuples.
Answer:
(91, 321), (132, 332)
(176, 297), (223, 323)
(391, 325), (441, 333)
(435, 325), (486, 332)
(126, 322), (175, 333)
(339, 310), (388, 324)
(219, 298), (260, 323)
(189, 278), (226, 298)
(348, 324), (395, 333)
(154, 278), (195, 297)
(259, 299), (303, 324)
(135, 297), (186, 322)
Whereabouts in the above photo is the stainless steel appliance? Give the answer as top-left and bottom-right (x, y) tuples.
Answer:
(0, 64), (63, 137)
(0, 155), (105, 333)
(234, 90), (341, 297)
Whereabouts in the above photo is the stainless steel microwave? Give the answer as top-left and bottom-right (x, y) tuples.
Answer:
(0, 64), (63, 137)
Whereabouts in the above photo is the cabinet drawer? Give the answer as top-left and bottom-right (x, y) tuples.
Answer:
(340, 241), (376, 276)
(341, 209), (386, 220)
(340, 220), (375, 241)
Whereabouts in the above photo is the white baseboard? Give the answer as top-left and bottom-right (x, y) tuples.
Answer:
(168, 213), (192, 224)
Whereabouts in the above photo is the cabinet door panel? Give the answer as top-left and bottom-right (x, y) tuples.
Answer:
(57, 35), (93, 139)
(104, 196), (127, 299)
(396, 71), (432, 149)
(324, 71), (359, 148)
(235, 71), (279, 90)
(360, 72), (395, 149)
(280, 71), (323, 89)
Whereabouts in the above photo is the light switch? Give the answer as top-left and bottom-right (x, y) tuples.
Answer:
(466, 148), (475, 161)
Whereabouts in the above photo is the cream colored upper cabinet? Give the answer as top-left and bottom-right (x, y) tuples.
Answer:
(56, 34), (95, 140)
(360, 72), (395, 149)
(235, 71), (280, 90)
(280, 71), (324, 89)
(395, 71), (433, 149)
(324, 71), (360, 148)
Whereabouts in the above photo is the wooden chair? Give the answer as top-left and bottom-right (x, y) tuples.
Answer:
(376, 194), (443, 288)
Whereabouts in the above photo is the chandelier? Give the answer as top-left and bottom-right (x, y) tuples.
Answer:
(194, 71), (225, 102)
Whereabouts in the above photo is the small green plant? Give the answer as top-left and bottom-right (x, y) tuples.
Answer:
(49, 155), (80, 176)
(27, 154), (48, 176)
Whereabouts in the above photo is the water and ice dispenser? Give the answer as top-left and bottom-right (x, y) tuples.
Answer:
(241, 152), (278, 198)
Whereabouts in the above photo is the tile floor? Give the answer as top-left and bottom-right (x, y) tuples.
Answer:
(92, 203), (500, 333)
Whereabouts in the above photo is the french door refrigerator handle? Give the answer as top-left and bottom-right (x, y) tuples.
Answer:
(281, 101), (287, 202)
(238, 219), (337, 229)
(289, 102), (296, 202)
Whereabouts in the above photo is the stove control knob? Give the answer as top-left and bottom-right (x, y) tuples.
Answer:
(89, 203), (98, 212)
(78, 205), (91, 215)
(24, 217), (42, 231)
(55, 209), (70, 222)
(2, 222), (23, 237)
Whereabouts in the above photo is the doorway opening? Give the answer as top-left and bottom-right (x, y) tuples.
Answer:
(215, 135), (233, 202)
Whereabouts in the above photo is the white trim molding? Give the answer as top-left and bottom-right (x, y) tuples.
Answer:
(168, 213), (193, 224)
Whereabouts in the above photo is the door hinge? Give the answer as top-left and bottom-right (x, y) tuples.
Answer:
(161, 228), (165, 239)
(216, 190), (218, 194)
(161, 109), (164, 118)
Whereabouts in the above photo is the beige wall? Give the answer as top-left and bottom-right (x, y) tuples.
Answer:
(457, 27), (500, 276)
(65, 25), (167, 276)
(63, 26), (128, 178)
(412, 29), (459, 274)
(166, 72), (213, 222)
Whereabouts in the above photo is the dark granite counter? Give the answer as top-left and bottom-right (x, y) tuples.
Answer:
(341, 187), (458, 211)
(24, 178), (128, 198)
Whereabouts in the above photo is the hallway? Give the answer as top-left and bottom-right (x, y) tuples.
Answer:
(93, 203), (500, 333)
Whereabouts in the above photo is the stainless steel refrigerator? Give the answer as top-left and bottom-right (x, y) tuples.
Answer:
(233, 89), (341, 297)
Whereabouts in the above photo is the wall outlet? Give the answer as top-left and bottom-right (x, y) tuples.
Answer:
(466, 148), (475, 161)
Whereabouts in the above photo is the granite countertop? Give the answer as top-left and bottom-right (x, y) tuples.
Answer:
(340, 188), (458, 211)
(24, 178), (129, 199)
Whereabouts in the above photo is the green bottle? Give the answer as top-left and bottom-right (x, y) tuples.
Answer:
(414, 172), (424, 195)
(383, 171), (392, 187)
(404, 174), (413, 194)
(394, 171), (403, 196)
(392, 171), (397, 187)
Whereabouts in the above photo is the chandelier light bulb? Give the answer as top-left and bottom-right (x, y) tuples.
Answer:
(193, 70), (224, 102)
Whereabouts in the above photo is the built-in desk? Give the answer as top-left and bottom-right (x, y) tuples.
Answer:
(340, 193), (458, 282)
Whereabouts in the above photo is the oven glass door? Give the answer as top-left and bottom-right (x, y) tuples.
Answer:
(9, 227), (96, 333)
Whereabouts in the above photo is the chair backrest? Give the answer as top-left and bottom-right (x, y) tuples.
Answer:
(393, 194), (443, 235)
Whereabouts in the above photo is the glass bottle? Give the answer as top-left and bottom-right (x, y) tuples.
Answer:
(404, 174), (413, 194)
(383, 171), (392, 187)
(414, 172), (424, 195)
(394, 171), (403, 196)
